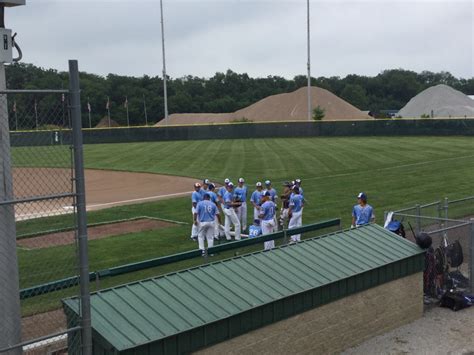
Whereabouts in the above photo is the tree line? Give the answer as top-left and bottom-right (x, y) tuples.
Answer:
(5, 62), (474, 128)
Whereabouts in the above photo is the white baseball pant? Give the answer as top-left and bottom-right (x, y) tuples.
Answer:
(191, 207), (199, 238)
(237, 202), (247, 231)
(253, 207), (260, 220)
(214, 215), (220, 239)
(262, 219), (276, 250)
(280, 208), (289, 229)
(223, 208), (241, 240)
(198, 221), (215, 251)
(289, 210), (303, 242)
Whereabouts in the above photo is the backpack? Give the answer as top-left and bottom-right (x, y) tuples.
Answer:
(385, 220), (406, 238)
(440, 289), (473, 311)
(446, 240), (463, 268)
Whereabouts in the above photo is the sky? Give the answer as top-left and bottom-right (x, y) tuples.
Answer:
(6, 0), (474, 79)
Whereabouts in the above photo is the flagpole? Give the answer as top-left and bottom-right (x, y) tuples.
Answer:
(13, 101), (17, 130)
(62, 93), (66, 126)
(307, 0), (312, 121)
(143, 94), (148, 126)
(125, 96), (130, 127)
(107, 96), (111, 128)
(87, 97), (92, 128)
(160, 0), (169, 125)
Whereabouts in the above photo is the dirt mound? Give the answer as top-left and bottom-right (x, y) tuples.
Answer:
(95, 116), (120, 128)
(398, 84), (474, 118)
(155, 86), (370, 126)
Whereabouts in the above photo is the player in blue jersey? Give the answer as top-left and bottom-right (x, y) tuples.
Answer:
(190, 182), (203, 240)
(217, 178), (230, 208)
(294, 178), (304, 199)
(351, 192), (375, 228)
(194, 193), (221, 256)
(201, 178), (210, 195)
(208, 183), (223, 239)
(259, 191), (276, 250)
(223, 182), (241, 241)
(288, 186), (305, 242)
(234, 177), (248, 232)
(263, 180), (278, 232)
(248, 219), (262, 238)
(251, 182), (264, 220)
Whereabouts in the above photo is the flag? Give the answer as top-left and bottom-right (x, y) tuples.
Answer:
(124, 96), (128, 109)
(87, 102), (91, 113)
(106, 97), (110, 110)
(12, 100), (16, 113)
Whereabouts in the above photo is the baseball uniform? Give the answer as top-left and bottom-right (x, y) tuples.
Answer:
(234, 184), (248, 231)
(251, 189), (263, 220)
(289, 193), (304, 242)
(352, 204), (374, 226)
(191, 190), (202, 239)
(223, 190), (241, 240)
(260, 200), (276, 250)
(249, 224), (262, 238)
(195, 199), (218, 254)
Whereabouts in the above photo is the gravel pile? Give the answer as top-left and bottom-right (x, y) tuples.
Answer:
(156, 86), (370, 126)
(398, 84), (474, 118)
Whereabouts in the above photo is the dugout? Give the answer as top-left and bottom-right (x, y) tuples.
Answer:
(63, 224), (425, 354)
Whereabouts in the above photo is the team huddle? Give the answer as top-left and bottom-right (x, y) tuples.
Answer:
(191, 178), (305, 256)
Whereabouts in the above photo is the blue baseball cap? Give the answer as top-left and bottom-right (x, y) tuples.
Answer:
(264, 191), (271, 197)
(203, 193), (211, 199)
(253, 219), (260, 225)
(357, 192), (367, 200)
(265, 180), (271, 185)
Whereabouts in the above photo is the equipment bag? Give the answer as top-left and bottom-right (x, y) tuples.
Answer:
(446, 240), (463, 268)
(440, 289), (473, 311)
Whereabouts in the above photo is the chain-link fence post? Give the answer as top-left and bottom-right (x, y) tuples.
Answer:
(444, 197), (449, 239)
(0, 62), (22, 354)
(69, 60), (92, 355)
(415, 204), (421, 235)
(470, 221), (474, 293)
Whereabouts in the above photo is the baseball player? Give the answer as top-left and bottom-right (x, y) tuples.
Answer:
(351, 192), (375, 228)
(251, 182), (264, 220)
(234, 177), (248, 231)
(217, 178), (230, 207)
(201, 178), (210, 195)
(223, 182), (241, 241)
(294, 178), (304, 199)
(208, 183), (223, 239)
(260, 191), (276, 250)
(263, 180), (278, 232)
(279, 181), (292, 230)
(248, 219), (262, 238)
(190, 182), (203, 240)
(288, 186), (304, 242)
(194, 193), (221, 256)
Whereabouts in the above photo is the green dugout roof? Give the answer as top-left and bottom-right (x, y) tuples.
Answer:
(63, 224), (424, 354)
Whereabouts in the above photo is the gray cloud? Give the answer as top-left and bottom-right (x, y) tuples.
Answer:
(6, 0), (473, 79)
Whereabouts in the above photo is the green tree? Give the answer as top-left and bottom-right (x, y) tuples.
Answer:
(312, 105), (325, 120)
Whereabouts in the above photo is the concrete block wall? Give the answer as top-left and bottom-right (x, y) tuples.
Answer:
(194, 272), (423, 354)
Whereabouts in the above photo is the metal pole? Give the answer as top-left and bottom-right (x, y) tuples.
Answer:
(415, 204), (421, 235)
(34, 99), (38, 129)
(306, 0), (312, 121)
(87, 96), (91, 128)
(68, 60), (92, 355)
(444, 197), (449, 239)
(107, 96), (111, 128)
(125, 96), (129, 127)
(14, 106), (18, 130)
(470, 221), (474, 292)
(160, 0), (169, 124)
(0, 61), (22, 354)
(143, 94), (148, 126)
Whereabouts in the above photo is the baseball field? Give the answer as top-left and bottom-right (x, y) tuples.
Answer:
(17, 136), (474, 317)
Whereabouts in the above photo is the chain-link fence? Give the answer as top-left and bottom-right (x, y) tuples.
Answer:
(0, 62), (91, 354)
(386, 197), (474, 295)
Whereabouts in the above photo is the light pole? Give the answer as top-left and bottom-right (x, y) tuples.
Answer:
(160, 0), (169, 124)
(306, 0), (312, 121)
(0, 1), (25, 353)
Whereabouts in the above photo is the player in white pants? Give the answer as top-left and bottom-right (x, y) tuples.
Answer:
(223, 182), (241, 240)
(190, 182), (202, 240)
(264, 180), (279, 232)
(251, 182), (264, 221)
(194, 193), (221, 256)
(235, 177), (248, 232)
(260, 191), (276, 250)
(288, 186), (304, 242)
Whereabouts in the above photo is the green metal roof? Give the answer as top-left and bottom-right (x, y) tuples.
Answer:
(63, 224), (424, 354)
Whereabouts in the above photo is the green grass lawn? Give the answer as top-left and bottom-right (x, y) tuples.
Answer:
(13, 136), (474, 315)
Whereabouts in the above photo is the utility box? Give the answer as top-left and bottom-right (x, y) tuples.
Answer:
(0, 28), (12, 63)
(0, 0), (26, 6)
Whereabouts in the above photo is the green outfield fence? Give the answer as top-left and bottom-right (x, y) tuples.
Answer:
(10, 118), (474, 146)
(19, 218), (340, 300)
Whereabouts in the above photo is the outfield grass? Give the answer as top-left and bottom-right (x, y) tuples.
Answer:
(14, 136), (474, 315)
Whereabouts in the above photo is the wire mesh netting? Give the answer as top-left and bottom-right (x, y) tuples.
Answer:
(0, 91), (82, 354)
